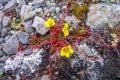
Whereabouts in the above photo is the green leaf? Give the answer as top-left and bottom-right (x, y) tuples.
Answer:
(0, 69), (3, 76)
(111, 33), (117, 38)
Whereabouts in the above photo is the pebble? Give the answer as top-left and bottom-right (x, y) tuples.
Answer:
(20, 5), (35, 20)
(77, 44), (94, 57)
(1, 27), (11, 37)
(22, 20), (33, 33)
(17, 31), (29, 44)
(65, 15), (80, 28)
(16, 0), (26, 8)
(0, 38), (4, 43)
(32, 16), (49, 35)
(31, 0), (44, 5)
(2, 16), (11, 27)
(3, 35), (19, 55)
(0, 51), (5, 57)
(3, 0), (17, 11)
(22, 46), (32, 55)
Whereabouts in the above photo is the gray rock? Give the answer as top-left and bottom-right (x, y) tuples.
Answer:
(0, 12), (3, 24)
(77, 44), (94, 57)
(3, 0), (17, 11)
(65, 15), (80, 28)
(56, 7), (60, 13)
(31, 0), (44, 5)
(48, 6), (56, 13)
(2, 16), (11, 27)
(32, 16), (49, 35)
(17, 31), (29, 44)
(3, 35), (19, 55)
(16, 0), (26, 7)
(22, 20), (33, 33)
(1, 27), (11, 37)
(3, 49), (44, 75)
(22, 46), (32, 55)
(20, 5), (35, 20)
(0, 38), (4, 43)
(20, 4), (43, 20)
(86, 3), (120, 30)
(0, 51), (5, 57)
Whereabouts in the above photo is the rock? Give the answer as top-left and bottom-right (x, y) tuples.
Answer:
(16, 0), (26, 7)
(48, 6), (56, 13)
(2, 16), (11, 27)
(0, 11), (3, 23)
(3, 35), (19, 55)
(31, 0), (44, 5)
(1, 27), (11, 37)
(22, 46), (32, 55)
(0, 38), (4, 43)
(77, 44), (94, 57)
(20, 5), (43, 20)
(32, 16), (49, 35)
(56, 7), (60, 13)
(17, 31), (29, 44)
(22, 20), (33, 33)
(0, 51), (5, 57)
(73, 60), (84, 72)
(3, 49), (44, 75)
(41, 75), (49, 80)
(65, 15), (80, 28)
(86, 3), (120, 30)
(3, 0), (17, 11)
(20, 5), (35, 20)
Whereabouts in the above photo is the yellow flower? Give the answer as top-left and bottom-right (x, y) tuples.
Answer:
(62, 28), (69, 37)
(62, 23), (69, 37)
(60, 45), (74, 57)
(64, 23), (69, 29)
(45, 18), (55, 27)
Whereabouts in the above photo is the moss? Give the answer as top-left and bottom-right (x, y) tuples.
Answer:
(68, 3), (88, 22)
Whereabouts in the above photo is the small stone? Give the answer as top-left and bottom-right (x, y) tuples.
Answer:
(0, 11), (3, 23)
(78, 44), (94, 57)
(3, 0), (17, 11)
(3, 35), (19, 55)
(16, 0), (26, 7)
(41, 75), (49, 80)
(20, 5), (35, 20)
(56, 7), (60, 13)
(31, 0), (44, 5)
(0, 51), (5, 57)
(32, 16), (49, 35)
(65, 15), (80, 28)
(0, 38), (4, 43)
(22, 46), (32, 55)
(22, 20), (33, 33)
(1, 27), (11, 37)
(2, 16), (11, 27)
(17, 31), (29, 44)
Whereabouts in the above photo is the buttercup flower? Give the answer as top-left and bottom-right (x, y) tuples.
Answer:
(62, 23), (69, 37)
(45, 18), (55, 27)
(62, 28), (69, 37)
(60, 45), (74, 57)
(64, 23), (69, 29)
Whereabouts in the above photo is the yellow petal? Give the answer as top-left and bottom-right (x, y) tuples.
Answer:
(45, 21), (50, 27)
(62, 28), (69, 37)
(65, 52), (70, 57)
(60, 51), (65, 56)
(64, 23), (69, 29)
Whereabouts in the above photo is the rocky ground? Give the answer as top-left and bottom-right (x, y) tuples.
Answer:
(0, 0), (120, 80)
